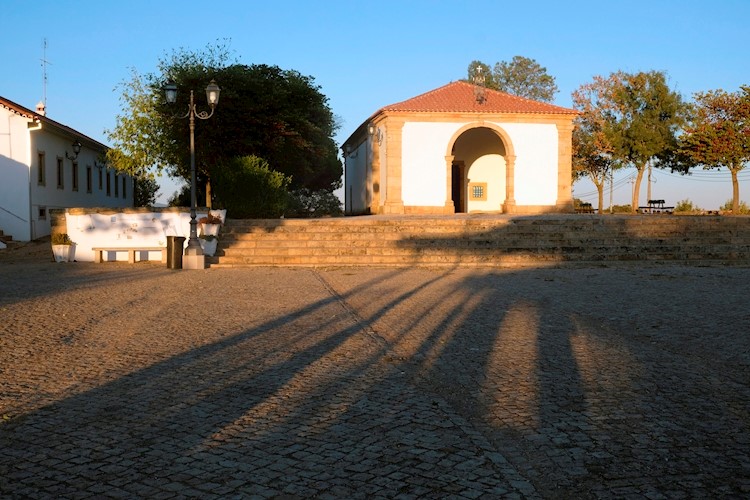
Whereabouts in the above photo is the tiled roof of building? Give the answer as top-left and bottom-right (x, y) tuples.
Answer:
(0, 95), (108, 149)
(381, 81), (577, 115)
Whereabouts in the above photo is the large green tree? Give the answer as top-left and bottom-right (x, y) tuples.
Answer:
(467, 56), (558, 102)
(677, 86), (750, 213)
(107, 43), (342, 208)
(573, 71), (688, 211)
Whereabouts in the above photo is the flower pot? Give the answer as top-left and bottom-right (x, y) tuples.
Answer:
(199, 238), (218, 256)
(52, 245), (70, 263)
(201, 223), (220, 237)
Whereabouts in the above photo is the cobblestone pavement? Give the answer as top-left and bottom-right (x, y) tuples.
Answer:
(1, 255), (749, 498)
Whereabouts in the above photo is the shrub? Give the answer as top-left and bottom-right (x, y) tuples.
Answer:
(675, 199), (701, 213)
(51, 233), (73, 245)
(720, 199), (750, 214)
(611, 204), (632, 213)
(286, 188), (343, 218)
(212, 156), (291, 218)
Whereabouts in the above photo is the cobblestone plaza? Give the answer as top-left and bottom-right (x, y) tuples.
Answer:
(1, 257), (749, 498)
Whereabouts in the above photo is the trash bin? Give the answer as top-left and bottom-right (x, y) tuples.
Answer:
(166, 236), (186, 269)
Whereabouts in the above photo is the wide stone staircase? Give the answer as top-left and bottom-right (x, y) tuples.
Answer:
(206, 214), (750, 268)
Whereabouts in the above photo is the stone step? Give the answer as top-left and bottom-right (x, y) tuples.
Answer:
(208, 215), (750, 268)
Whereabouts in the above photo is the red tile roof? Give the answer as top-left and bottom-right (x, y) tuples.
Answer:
(380, 81), (577, 115)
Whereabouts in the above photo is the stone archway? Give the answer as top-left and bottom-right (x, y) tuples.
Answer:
(444, 123), (516, 213)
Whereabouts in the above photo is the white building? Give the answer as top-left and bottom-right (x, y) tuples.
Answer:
(342, 81), (578, 215)
(0, 95), (133, 242)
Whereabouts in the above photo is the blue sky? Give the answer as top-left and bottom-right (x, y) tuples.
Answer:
(3, 0), (749, 208)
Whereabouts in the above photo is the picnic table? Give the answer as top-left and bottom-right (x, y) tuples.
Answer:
(639, 199), (674, 214)
(575, 202), (595, 214)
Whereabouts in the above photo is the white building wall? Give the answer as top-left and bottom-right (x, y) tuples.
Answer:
(345, 141), (368, 214)
(0, 104), (135, 242)
(401, 123), (456, 206)
(27, 127), (133, 240)
(401, 121), (559, 209)
(0, 108), (32, 241)
(499, 123), (558, 206)
(64, 210), (209, 262)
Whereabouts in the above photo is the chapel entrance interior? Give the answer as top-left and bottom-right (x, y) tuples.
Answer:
(450, 127), (507, 214)
(451, 162), (465, 213)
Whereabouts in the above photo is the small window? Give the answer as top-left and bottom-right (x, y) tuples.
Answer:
(106, 170), (111, 196)
(37, 152), (46, 186)
(86, 166), (93, 193)
(72, 161), (79, 191)
(56, 157), (64, 189)
(469, 182), (488, 201)
(114, 173), (119, 197)
(38, 207), (47, 220)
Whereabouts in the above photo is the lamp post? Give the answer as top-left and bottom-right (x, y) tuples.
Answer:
(165, 80), (220, 269)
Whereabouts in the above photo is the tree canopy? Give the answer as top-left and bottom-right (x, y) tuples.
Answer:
(107, 43), (342, 208)
(467, 56), (558, 102)
(572, 71), (688, 211)
(677, 86), (750, 213)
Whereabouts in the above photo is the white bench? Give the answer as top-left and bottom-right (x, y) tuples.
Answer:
(92, 247), (167, 264)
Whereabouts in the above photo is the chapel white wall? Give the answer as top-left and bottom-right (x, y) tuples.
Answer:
(401, 123), (456, 206)
(500, 123), (558, 205)
(400, 121), (559, 209)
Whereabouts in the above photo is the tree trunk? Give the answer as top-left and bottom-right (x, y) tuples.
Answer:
(205, 178), (212, 209)
(588, 172), (607, 214)
(631, 165), (646, 213)
(731, 168), (740, 213)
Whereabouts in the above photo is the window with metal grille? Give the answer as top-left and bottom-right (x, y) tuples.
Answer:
(469, 182), (488, 201)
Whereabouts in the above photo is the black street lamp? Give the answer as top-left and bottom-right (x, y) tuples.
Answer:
(165, 80), (220, 268)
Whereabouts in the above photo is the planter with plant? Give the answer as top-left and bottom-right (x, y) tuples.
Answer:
(51, 233), (75, 262)
(199, 213), (223, 237)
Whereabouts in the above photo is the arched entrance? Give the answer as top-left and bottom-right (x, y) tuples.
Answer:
(445, 124), (516, 213)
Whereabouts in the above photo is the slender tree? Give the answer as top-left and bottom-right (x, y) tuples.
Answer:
(572, 79), (619, 213)
(572, 120), (616, 214)
(678, 86), (750, 213)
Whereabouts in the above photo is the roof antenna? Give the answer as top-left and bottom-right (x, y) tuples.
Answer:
(473, 66), (486, 104)
(39, 37), (51, 116)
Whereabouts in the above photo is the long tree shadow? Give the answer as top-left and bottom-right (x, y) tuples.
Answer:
(308, 262), (750, 498)
(0, 267), (530, 498)
(321, 243), (750, 498)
